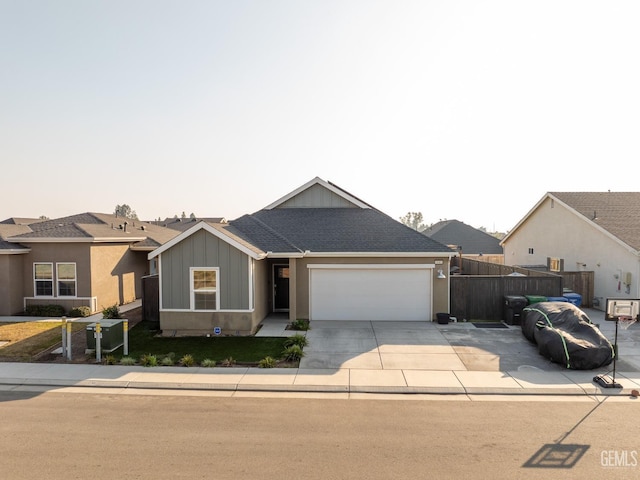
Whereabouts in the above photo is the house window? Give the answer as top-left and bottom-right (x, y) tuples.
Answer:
(57, 263), (77, 296)
(528, 248), (534, 255)
(190, 267), (219, 310)
(549, 258), (561, 272)
(34, 263), (53, 296)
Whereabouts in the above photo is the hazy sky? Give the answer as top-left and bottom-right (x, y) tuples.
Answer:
(2, 1), (639, 232)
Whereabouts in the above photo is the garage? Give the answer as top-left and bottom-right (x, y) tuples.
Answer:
(308, 265), (432, 321)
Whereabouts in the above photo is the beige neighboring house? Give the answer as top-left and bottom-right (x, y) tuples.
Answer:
(149, 177), (457, 336)
(501, 192), (640, 310)
(0, 213), (179, 316)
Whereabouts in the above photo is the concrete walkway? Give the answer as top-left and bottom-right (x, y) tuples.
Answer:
(1, 305), (639, 399)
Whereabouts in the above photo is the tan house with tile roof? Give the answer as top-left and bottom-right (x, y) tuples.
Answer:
(0, 213), (178, 316)
(501, 192), (640, 310)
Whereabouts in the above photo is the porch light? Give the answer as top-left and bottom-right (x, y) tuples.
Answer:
(437, 269), (446, 279)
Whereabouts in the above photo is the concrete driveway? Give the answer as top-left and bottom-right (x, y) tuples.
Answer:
(299, 309), (640, 373)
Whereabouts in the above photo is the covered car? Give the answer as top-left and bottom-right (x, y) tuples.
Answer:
(522, 301), (614, 370)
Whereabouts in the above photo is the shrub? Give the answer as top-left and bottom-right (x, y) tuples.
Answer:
(119, 356), (136, 366)
(69, 306), (92, 318)
(25, 304), (65, 317)
(284, 334), (308, 348)
(258, 356), (277, 368)
(220, 356), (236, 367)
(290, 319), (310, 331)
(102, 304), (121, 319)
(281, 345), (305, 362)
(140, 353), (158, 367)
(161, 355), (175, 366)
(104, 354), (117, 365)
(179, 354), (195, 367)
(201, 358), (217, 368)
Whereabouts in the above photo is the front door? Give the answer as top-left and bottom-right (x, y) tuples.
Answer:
(273, 264), (290, 312)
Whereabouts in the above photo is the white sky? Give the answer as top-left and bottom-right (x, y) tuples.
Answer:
(2, 1), (639, 232)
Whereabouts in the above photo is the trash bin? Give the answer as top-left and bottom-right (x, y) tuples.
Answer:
(436, 313), (451, 324)
(564, 292), (582, 307)
(525, 295), (548, 305)
(546, 296), (569, 302)
(86, 320), (124, 353)
(503, 295), (527, 325)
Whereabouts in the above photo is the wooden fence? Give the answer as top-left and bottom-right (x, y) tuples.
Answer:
(449, 258), (594, 321)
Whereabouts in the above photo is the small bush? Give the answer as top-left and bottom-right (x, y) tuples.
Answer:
(284, 334), (308, 348)
(25, 304), (65, 317)
(258, 356), (277, 368)
(102, 304), (121, 319)
(201, 358), (217, 368)
(220, 356), (236, 367)
(290, 319), (310, 331)
(282, 345), (305, 362)
(179, 354), (195, 367)
(119, 356), (136, 366)
(140, 353), (158, 367)
(161, 355), (175, 366)
(69, 306), (92, 318)
(103, 354), (117, 365)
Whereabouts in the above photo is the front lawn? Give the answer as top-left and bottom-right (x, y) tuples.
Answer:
(108, 320), (293, 366)
(0, 321), (85, 361)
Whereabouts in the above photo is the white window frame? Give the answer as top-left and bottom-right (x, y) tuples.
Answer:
(56, 262), (77, 297)
(190, 267), (220, 311)
(34, 262), (54, 297)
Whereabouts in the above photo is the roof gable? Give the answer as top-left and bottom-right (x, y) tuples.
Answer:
(264, 177), (371, 210)
(502, 192), (640, 252)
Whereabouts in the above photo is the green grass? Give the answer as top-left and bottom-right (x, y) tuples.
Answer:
(109, 321), (287, 364)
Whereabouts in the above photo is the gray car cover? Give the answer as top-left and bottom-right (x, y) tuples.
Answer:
(522, 301), (614, 370)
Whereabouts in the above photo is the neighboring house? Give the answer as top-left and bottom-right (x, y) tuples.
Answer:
(422, 220), (504, 264)
(501, 192), (640, 310)
(0, 213), (179, 316)
(158, 216), (227, 232)
(148, 177), (456, 335)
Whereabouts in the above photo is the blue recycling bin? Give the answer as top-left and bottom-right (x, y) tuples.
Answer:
(564, 292), (582, 307)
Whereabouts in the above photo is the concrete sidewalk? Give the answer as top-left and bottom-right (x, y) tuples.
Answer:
(1, 360), (639, 398)
(1, 304), (639, 399)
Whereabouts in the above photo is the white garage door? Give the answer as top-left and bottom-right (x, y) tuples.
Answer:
(309, 266), (432, 321)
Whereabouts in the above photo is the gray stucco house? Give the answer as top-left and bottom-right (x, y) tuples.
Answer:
(148, 177), (456, 335)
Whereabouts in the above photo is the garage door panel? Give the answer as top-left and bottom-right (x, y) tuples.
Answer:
(310, 268), (431, 321)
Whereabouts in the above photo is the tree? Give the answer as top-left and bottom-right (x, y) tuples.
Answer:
(114, 204), (139, 220)
(399, 212), (427, 231)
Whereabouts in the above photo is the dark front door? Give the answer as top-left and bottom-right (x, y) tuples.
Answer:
(273, 264), (290, 312)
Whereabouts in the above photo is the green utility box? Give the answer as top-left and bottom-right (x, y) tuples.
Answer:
(86, 320), (124, 353)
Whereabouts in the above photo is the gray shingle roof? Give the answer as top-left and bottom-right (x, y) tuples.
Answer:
(4, 212), (179, 251)
(422, 220), (503, 255)
(550, 192), (640, 251)
(230, 208), (454, 254)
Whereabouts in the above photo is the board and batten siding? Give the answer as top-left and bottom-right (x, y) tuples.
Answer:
(278, 183), (358, 208)
(161, 229), (251, 310)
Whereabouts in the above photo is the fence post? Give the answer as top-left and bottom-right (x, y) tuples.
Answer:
(61, 316), (67, 359)
(95, 322), (102, 363)
(66, 317), (72, 361)
(123, 319), (128, 356)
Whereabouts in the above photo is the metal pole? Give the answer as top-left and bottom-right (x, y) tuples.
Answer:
(123, 319), (128, 356)
(66, 317), (72, 361)
(61, 317), (67, 359)
(95, 322), (102, 363)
